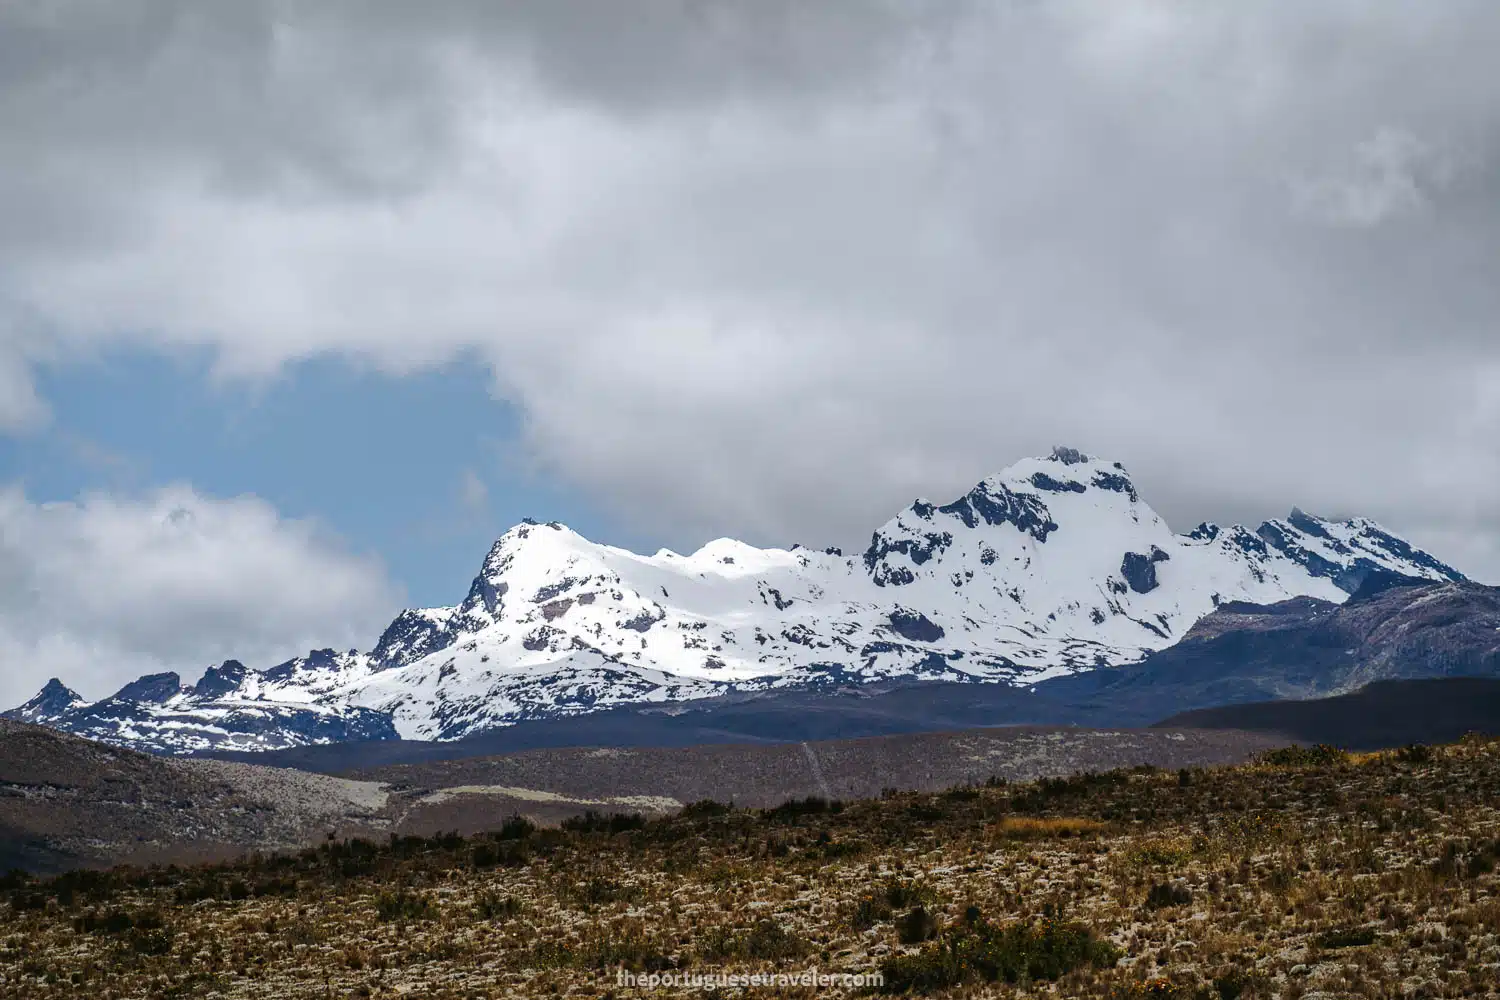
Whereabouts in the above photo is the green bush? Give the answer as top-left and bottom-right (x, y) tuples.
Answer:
(73, 908), (165, 935)
(474, 892), (524, 921)
(1144, 882), (1192, 910)
(496, 814), (537, 840)
(125, 928), (174, 956)
(374, 890), (435, 922)
(561, 811), (647, 834)
(850, 893), (893, 930)
(697, 919), (810, 962)
(885, 880), (934, 909)
(679, 799), (733, 819)
(1314, 926), (1377, 949)
(252, 877), (299, 897)
(9, 890), (47, 912)
(1396, 743), (1433, 764)
(577, 925), (677, 971)
(571, 877), (630, 907)
(766, 796), (842, 822)
(1258, 744), (1348, 767)
(1211, 969), (1251, 1000)
(878, 916), (1119, 993)
(896, 905), (939, 944)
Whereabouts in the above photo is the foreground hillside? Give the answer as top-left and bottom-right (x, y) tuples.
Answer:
(0, 720), (393, 873)
(3, 739), (1499, 998)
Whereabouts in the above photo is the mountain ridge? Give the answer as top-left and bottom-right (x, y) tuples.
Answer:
(7, 448), (1465, 753)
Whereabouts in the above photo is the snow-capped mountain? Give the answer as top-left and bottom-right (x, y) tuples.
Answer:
(3, 658), (397, 754)
(8, 449), (1464, 753)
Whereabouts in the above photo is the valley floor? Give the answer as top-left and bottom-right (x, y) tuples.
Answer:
(3, 739), (1499, 998)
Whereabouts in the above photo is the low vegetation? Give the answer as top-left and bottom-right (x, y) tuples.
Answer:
(2, 737), (1500, 997)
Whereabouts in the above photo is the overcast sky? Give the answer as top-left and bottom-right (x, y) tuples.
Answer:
(2, 1), (1499, 702)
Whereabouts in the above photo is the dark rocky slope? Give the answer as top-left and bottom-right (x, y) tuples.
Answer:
(1152, 677), (1500, 749)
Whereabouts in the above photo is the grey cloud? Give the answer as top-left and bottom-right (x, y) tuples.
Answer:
(1, 1), (1499, 584)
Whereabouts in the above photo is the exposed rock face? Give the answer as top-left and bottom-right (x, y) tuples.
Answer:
(1120, 547), (1171, 594)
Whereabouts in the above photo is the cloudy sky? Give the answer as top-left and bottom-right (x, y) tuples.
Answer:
(2, 1), (1499, 703)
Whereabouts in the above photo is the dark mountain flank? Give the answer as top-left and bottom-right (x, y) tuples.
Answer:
(1153, 677), (1500, 750)
(1033, 577), (1500, 726)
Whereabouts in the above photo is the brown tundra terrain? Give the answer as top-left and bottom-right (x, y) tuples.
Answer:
(2, 733), (1499, 998)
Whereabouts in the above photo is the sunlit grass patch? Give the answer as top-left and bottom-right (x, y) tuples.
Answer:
(989, 816), (1107, 839)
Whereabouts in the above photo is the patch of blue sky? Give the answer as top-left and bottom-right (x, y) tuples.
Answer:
(0, 348), (636, 607)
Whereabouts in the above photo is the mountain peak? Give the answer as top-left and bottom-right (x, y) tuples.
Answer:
(193, 660), (249, 700)
(38, 678), (77, 700)
(1, 678), (86, 724)
(111, 672), (183, 704)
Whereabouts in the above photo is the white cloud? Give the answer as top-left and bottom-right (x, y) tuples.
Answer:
(2, 1), (1500, 585)
(0, 485), (401, 705)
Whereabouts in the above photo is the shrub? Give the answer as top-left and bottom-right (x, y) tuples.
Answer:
(1314, 926), (1377, 949)
(125, 928), (174, 956)
(1396, 743), (1434, 764)
(1211, 969), (1252, 1000)
(896, 905), (939, 944)
(698, 919), (810, 962)
(496, 814), (536, 840)
(850, 893), (893, 930)
(766, 796), (841, 822)
(885, 880), (934, 909)
(374, 890), (435, 922)
(1144, 882), (1193, 910)
(878, 916), (1119, 993)
(562, 811), (647, 834)
(252, 877), (299, 898)
(679, 799), (733, 819)
(8, 890), (46, 912)
(74, 908), (165, 935)
(1258, 744), (1348, 767)
(474, 892), (524, 921)
(572, 877), (630, 907)
(578, 924), (677, 971)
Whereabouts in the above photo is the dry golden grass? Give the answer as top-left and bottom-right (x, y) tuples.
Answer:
(988, 816), (1108, 838)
